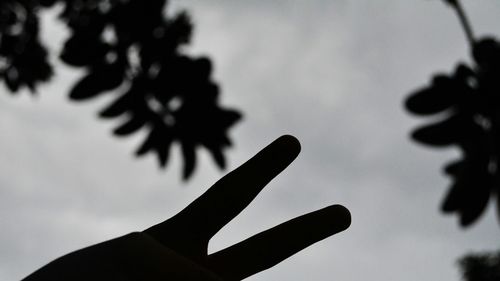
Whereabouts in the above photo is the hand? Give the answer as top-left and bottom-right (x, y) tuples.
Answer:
(24, 135), (351, 281)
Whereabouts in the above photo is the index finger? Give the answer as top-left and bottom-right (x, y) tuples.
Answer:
(145, 135), (301, 248)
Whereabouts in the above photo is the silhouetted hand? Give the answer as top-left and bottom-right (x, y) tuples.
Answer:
(23, 135), (351, 281)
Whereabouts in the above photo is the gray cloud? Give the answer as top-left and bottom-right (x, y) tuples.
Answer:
(1, 1), (500, 281)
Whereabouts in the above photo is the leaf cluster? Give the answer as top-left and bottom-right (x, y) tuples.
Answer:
(460, 250), (500, 281)
(0, 0), (53, 91)
(405, 37), (500, 227)
(0, 0), (242, 179)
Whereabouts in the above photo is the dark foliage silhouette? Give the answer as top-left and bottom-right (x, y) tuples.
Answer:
(0, 0), (241, 179)
(23, 135), (351, 280)
(460, 250), (500, 281)
(405, 0), (500, 227)
(0, 1), (53, 90)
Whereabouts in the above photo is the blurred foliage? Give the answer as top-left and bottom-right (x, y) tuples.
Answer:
(459, 250), (500, 281)
(405, 0), (500, 227)
(0, 0), (242, 180)
(0, 1), (52, 90)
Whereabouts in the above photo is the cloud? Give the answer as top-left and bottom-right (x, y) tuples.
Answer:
(1, 1), (500, 280)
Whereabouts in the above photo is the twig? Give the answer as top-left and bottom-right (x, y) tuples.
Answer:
(445, 0), (475, 47)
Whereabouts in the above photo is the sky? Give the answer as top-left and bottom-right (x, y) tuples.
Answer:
(1, 0), (500, 280)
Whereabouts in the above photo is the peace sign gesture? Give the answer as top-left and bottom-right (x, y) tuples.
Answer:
(24, 135), (351, 281)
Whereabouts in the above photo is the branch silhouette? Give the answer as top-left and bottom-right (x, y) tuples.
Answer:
(460, 250), (500, 281)
(0, 0), (241, 179)
(405, 0), (500, 227)
(22, 135), (351, 281)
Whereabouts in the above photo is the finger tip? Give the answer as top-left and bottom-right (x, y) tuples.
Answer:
(277, 134), (301, 156)
(326, 204), (352, 232)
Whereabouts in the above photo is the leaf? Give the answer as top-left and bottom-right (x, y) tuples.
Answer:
(156, 145), (170, 167)
(167, 11), (193, 46)
(69, 73), (105, 100)
(206, 145), (226, 169)
(442, 161), (492, 227)
(99, 78), (146, 118)
(135, 126), (173, 168)
(444, 160), (465, 177)
(70, 62), (124, 100)
(459, 170), (492, 227)
(99, 93), (132, 118)
(221, 109), (242, 128)
(405, 75), (458, 115)
(136, 129), (157, 156)
(459, 184), (490, 227)
(442, 182), (467, 213)
(4, 72), (20, 92)
(411, 114), (464, 146)
(472, 38), (500, 68)
(181, 141), (196, 180)
(113, 115), (147, 136)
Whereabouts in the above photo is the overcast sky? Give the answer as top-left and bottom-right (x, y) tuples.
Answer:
(1, 1), (500, 280)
